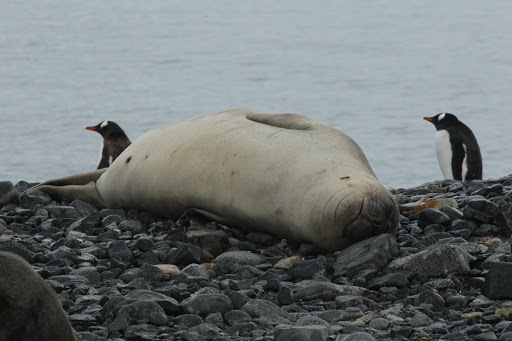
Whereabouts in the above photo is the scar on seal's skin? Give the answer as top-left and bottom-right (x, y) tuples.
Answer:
(126, 156), (132, 164)
(340, 176), (350, 180)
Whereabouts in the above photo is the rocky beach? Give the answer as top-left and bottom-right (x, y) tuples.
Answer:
(2, 175), (512, 341)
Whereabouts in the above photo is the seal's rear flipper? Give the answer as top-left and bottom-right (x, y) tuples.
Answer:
(246, 113), (315, 131)
(34, 169), (107, 187)
(34, 182), (107, 209)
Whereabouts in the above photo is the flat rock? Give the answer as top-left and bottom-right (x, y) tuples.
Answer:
(333, 233), (399, 279)
(180, 293), (233, 315)
(387, 244), (472, 279)
(274, 324), (328, 341)
(241, 299), (293, 325)
(213, 251), (266, 273)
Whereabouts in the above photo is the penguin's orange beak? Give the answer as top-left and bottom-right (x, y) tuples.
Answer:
(86, 126), (97, 131)
(423, 117), (433, 122)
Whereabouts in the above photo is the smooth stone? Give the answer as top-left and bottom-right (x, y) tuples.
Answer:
(414, 290), (445, 310)
(333, 234), (399, 278)
(125, 289), (179, 313)
(339, 332), (377, 341)
(241, 299), (292, 325)
(173, 314), (204, 328)
(418, 208), (451, 228)
(107, 241), (133, 261)
(294, 281), (345, 301)
(367, 272), (409, 289)
(463, 198), (500, 224)
(186, 229), (230, 256)
(387, 244), (472, 279)
(368, 317), (389, 330)
(212, 251), (266, 273)
(153, 264), (180, 275)
(180, 293), (233, 315)
(117, 301), (167, 326)
(274, 256), (303, 269)
(289, 259), (325, 280)
(274, 324), (328, 341)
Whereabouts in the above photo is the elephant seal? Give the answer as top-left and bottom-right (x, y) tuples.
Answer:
(0, 251), (76, 340)
(34, 109), (399, 251)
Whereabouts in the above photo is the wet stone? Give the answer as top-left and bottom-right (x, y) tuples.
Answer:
(274, 324), (328, 341)
(463, 198), (500, 224)
(418, 208), (451, 228)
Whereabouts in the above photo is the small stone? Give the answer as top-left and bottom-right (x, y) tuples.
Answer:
(414, 290), (445, 310)
(445, 294), (469, 308)
(117, 301), (167, 326)
(368, 317), (389, 330)
(274, 256), (303, 269)
(463, 198), (500, 224)
(418, 208), (451, 228)
(409, 313), (433, 327)
(408, 198), (458, 214)
(387, 244), (472, 279)
(340, 331), (377, 341)
(107, 241), (132, 261)
(496, 242), (512, 254)
(274, 324), (328, 341)
(289, 259), (325, 280)
(241, 299), (292, 325)
(212, 251), (266, 273)
(496, 308), (512, 317)
(461, 311), (483, 320)
(485, 265), (512, 299)
(367, 272), (409, 289)
(499, 332), (512, 341)
(186, 229), (230, 256)
(180, 293), (233, 315)
(334, 234), (399, 279)
(294, 281), (345, 301)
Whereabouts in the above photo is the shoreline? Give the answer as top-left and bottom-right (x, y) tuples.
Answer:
(1, 174), (512, 340)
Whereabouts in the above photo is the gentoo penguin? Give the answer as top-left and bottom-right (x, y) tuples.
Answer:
(424, 113), (482, 181)
(86, 121), (131, 169)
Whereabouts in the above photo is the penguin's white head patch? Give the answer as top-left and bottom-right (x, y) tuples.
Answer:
(438, 113), (446, 121)
(100, 121), (109, 129)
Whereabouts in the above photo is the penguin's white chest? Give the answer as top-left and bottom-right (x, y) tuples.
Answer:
(435, 130), (453, 179)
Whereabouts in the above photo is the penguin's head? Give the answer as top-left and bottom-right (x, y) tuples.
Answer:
(423, 113), (459, 130)
(86, 121), (127, 138)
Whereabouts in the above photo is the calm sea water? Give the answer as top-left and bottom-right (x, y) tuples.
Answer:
(1, 1), (511, 188)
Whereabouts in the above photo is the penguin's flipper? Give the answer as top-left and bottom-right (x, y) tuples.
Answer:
(450, 141), (466, 181)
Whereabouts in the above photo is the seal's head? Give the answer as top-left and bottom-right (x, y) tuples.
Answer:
(321, 179), (399, 251)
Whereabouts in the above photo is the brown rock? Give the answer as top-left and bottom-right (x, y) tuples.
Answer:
(274, 256), (303, 269)
(154, 264), (180, 275)
(407, 198), (458, 214)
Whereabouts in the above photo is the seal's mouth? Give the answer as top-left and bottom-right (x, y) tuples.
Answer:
(347, 192), (399, 242)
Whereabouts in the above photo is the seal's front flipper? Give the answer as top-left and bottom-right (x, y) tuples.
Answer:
(34, 182), (107, 209)
(34, 169), (108, 187)
(188, 208), (235, 227)
(246, 113), (316, 131)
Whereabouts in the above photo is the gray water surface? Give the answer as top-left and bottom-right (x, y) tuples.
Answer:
(1, 1), (511, 188)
